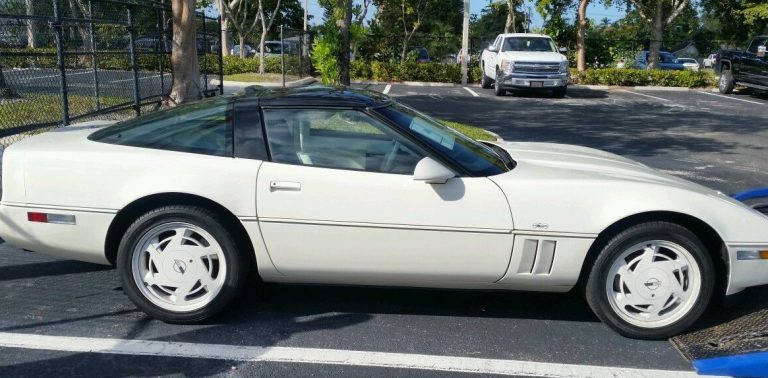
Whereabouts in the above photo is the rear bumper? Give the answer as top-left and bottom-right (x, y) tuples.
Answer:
(726, 243), (768, 296)
(0, 203), (114, 265)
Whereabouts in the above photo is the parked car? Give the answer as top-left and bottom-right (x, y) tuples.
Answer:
(702, 53), (718, 68)
(715, 35), (768, 94)
(231, 44), (256, 57)
(633, 51), (685, 70)
(677, 57), (700, 71)
(408, 46), (431, 63)
(480, 33), (569, 97)
(3, 86), (767, 339)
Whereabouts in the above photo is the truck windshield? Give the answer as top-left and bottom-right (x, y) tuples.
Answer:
(502, 37), (556, 52)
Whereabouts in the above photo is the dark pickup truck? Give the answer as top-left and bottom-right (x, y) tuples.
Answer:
(715, 35), (768, 94)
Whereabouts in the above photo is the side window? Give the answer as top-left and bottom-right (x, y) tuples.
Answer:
(89, 97), (231, 156)
(747, 38), (767, 54)
(494, 36), (503, 50)
(262, 108), (427, 174)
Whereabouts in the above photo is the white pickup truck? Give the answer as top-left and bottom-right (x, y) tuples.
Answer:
(480, 33), (569, 97)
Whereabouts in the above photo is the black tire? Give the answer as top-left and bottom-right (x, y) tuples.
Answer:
(585, 222), (714, 339)
(718, 69), (735, 94)
(117, 205), (249, 323)
(494, 69), (505, 96)
(480, 64), (493, 89)
(552, 86), (567, 98)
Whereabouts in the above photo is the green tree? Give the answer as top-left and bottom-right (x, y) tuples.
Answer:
(700, 0), (768, 46)
(613, 0), (690, 69)
(470, 2), (525, 40)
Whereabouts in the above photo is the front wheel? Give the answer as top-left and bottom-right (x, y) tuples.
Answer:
(585, 222), (714, 339)
(718, 69), (735, 94)
(117, 206), (249, 323)
(480, 64), (493, 89)
(494, 69), (505, 96)
(552, 86), (567, 98)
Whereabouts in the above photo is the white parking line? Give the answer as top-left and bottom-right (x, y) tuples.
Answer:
(462, 87), (480, 97)
(618, 89), (670, 102)
(110, 74), (169, 83)
(25, 70), (92, 81)
(695, 90), (766, 106)
(383, 84), (392, 94)
(0, 332), (707, 378)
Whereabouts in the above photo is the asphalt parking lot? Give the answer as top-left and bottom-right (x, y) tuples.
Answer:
(1, 82), (768, 377)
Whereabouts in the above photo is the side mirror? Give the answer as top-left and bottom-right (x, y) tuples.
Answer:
(487, 45), (499, 53)
(559, 47), (568, 53)
(413, 157), (455, 184)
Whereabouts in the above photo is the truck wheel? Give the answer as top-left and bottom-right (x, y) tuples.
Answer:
(552, 86), (567, 98)
(494, 70), (505, 96)
(718, 70), (734, 94)
(480, 64), (493, 89)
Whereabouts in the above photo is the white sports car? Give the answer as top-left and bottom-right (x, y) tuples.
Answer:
(1, 87), (767, 339)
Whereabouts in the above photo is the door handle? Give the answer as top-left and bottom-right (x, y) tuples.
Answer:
(270, 181), (301, 191)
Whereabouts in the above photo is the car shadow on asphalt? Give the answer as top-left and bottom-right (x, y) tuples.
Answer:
(0, 259), (113, 282)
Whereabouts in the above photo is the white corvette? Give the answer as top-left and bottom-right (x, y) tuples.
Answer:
(1, 87), (767, 339)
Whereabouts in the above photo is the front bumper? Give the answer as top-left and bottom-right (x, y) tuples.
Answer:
(497, 72), (568, 90)
(726, 243), (768, 295)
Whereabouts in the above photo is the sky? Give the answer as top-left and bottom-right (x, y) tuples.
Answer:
(303, 0), (627, 29)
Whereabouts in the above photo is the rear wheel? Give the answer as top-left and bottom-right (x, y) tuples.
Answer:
(718, 69), (735, 94)
(117, 206), (248, 323)
(585, 222), (714, 339)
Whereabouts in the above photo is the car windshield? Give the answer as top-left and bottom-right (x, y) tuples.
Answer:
(377, 103), (512, 177)
(502, 37), (556, 52)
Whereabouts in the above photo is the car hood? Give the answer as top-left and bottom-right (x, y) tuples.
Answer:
(488, 141), (715, 195)
(499, 51), (566, 63)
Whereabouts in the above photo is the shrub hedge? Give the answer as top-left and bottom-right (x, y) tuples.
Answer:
(569, 68), (715, 88)
(350, 60), (483, 84)
(1, 48), (220, 73)
(222, 55), (302, 75)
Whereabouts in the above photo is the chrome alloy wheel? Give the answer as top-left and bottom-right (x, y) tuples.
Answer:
(131, 222), (227, 312)
(605, 240), (702, 328)
(719, 74), (728, 91)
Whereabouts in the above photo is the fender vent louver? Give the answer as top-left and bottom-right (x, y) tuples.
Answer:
(517, 239), (556, 275)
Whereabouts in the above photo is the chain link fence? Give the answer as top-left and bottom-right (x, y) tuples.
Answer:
(278, 26), (313, 81)
(0, 0), (223, 145)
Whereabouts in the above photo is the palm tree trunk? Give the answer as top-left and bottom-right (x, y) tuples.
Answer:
(576, 0), (589, 72)
(647, 1), (664, 70)
(169, 0), (201, 104)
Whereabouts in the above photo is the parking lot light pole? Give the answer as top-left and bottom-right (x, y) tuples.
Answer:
(461, 0), (469, 85)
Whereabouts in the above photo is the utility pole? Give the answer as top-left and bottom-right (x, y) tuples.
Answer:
(461, 0), (469, 85)
(303, 0), (309, 58)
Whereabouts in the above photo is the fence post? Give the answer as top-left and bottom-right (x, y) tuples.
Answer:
(88, 0), (100, 111)
(280, 25), (285, 88)
(202, 14), (209, 95)
(126, 5), (141, 116)
(157, 6), (165, 98)
(52, 0), (69, 126)
(217, 15), (224, 95)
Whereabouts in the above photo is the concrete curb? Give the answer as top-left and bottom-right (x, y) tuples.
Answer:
(354, 80), (463, 87)
(571, 84), (713, 91)
(210, 77), (318, 90)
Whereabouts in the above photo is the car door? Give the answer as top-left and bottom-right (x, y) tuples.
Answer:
(484, 36), (502, 77)
(742, 37), (767, 85)
(255, 107), (514, 285)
